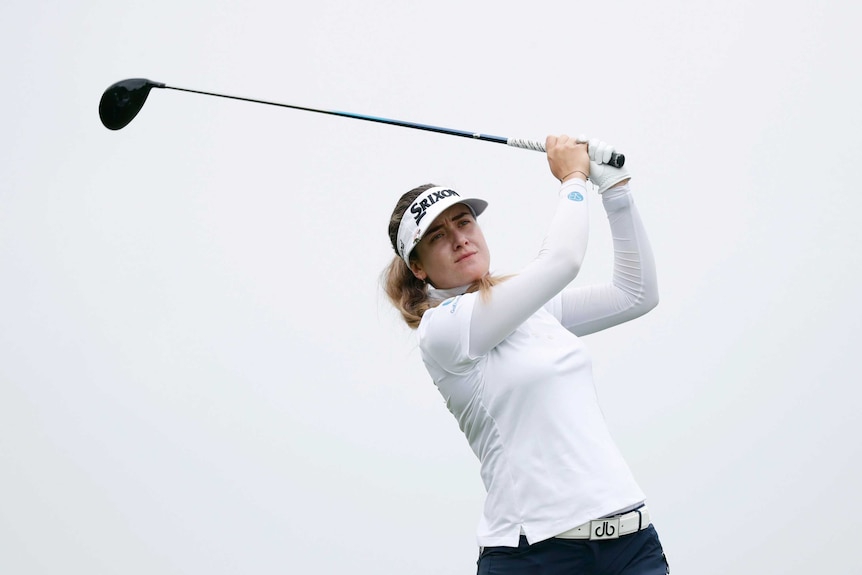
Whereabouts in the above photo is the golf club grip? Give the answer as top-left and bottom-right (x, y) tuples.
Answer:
(506, 138), (625, 168)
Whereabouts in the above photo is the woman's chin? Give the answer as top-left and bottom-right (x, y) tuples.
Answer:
(432, 264), (489, 290)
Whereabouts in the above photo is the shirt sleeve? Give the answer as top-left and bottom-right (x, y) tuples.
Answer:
(418, 293), (479, 374)
(465, 180), (592, 358)
(550, 183), (659, 336)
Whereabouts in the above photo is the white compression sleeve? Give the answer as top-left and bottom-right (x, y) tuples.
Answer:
(555, 183), (658, 336)
(467, 180), (590, 358)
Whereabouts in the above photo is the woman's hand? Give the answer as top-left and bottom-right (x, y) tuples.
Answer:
(546, 135), (590, 183)
(585, 138), (631, 193)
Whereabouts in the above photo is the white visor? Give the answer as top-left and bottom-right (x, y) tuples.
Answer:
(396, 186), (488, 265)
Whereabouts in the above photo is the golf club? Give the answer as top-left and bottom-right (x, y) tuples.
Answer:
(99, 78), (625, 167)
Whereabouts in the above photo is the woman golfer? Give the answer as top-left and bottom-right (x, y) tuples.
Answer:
(383, 135), (668, 574)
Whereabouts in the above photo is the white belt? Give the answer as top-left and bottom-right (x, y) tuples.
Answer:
(555, 506), (651, 541)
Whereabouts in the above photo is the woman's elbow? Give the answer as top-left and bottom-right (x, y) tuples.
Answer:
(635, 288), (659, 318)
(644, 292), (660, 314)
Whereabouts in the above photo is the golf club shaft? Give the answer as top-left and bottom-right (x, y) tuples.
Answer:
(160, 84), (625, 166)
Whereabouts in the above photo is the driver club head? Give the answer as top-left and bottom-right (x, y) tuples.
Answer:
(99, 78), (165, 130)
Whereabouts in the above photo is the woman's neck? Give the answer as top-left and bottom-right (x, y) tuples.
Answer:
(427, 284), (471, 300)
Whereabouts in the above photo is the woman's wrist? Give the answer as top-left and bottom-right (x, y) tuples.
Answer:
(559, 170), (588, 183)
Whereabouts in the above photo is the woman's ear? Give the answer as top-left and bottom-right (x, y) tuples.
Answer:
(409, 260), (427, 282)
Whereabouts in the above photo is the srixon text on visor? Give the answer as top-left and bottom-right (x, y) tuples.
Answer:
(411, 189), (460, 224)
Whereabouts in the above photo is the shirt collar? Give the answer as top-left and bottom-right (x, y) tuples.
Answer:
(427, 284), (471, 301)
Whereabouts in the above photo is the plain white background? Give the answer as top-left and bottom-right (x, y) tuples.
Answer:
(2, 1), (860, 573)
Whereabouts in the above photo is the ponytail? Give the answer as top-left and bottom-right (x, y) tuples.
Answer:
(382, 256), (436, 329)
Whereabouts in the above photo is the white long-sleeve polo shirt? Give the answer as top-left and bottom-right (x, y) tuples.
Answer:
(417, 182), (658, 548)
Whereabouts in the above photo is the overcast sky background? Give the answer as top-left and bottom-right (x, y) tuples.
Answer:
(2, 1), (860, 573)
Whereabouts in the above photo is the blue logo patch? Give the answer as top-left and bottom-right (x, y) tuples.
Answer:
(567, 191), (584, 202)
(442, 295), (462, 314)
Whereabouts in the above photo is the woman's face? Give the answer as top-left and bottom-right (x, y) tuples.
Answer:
(410, 203), (490, 289)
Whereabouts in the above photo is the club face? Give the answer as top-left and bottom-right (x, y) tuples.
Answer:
(99, 78), (162, 130)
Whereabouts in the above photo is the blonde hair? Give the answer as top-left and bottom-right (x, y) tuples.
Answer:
(382, 184), (508, 329)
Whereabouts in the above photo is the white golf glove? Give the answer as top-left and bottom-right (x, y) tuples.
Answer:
(577, 136), (631, 194)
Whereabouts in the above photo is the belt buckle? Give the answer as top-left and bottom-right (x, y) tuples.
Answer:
(589, 517), (621, 540)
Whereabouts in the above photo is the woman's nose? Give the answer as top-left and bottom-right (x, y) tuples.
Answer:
(451, 230), (469, 247)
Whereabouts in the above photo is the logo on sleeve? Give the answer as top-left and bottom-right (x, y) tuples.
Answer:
(567, 191), (584, 202)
